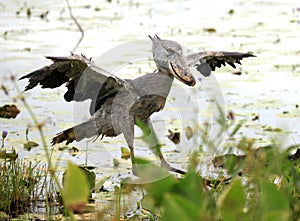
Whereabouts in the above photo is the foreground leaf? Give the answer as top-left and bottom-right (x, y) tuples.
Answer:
(63, 161), (90, 213)
(219, 179), (246, 221)
(162, 193), (200, 221)
(259, 181), (291, 221)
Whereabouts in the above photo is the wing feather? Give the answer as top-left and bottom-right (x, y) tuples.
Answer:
(185, 51), (255, 76)
(19, 53), (128, 114)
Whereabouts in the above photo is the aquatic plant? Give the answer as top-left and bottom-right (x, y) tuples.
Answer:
(0, 159), (47, 218)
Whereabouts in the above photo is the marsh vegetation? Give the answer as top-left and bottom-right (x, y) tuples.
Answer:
(1, 0), (300, 220)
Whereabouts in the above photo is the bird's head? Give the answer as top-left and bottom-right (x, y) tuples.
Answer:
(149, 35), (196, 86)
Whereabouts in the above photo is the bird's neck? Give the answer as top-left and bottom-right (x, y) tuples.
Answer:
(133, 71), (174, 98)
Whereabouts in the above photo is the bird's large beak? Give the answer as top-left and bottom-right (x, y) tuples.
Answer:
(168, 59), (196, 86)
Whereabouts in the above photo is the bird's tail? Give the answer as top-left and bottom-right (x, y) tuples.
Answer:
(51, 121), (98, 145)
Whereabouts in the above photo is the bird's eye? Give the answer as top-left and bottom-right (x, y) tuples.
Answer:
(166, 48), (174, 54)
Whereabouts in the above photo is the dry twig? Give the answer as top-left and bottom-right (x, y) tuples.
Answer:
(65, 0), (84, 52)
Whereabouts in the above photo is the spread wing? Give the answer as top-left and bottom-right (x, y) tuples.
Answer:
(185, 51), (255, 77)
(19, 53), (128, 115)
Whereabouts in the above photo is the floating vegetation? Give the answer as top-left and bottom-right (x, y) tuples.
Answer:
(228, 9), (235, 15)
(0, 104), (20, 119)
(23, 141), (39, 151)
(121, 147), (131, 160)
(23, 128), (39, 151)
(167, 129), (180, 144)
(185, 126), (193, 140)
(203, 27), (217, 33)
(263, 125), (283, 132)
(113, 158), (120, 167)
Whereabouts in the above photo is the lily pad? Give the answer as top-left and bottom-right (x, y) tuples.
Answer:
(23, 141), (39, 151)
(113, 158), (120, 167)
(121, 147), (130, 159)
(263, 126), (282, 132)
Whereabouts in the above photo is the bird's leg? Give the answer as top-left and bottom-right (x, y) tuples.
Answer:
(146, 120), (186, 175)
(122, 121), (138, 175)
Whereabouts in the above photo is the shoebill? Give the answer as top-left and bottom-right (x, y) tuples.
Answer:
(20, 35), (254, 175)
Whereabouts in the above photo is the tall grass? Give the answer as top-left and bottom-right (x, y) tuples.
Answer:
(0, 157), (60, 219)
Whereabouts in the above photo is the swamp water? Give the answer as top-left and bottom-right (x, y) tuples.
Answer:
(0, 0), (300, 218)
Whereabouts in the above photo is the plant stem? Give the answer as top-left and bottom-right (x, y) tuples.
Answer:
(115, 186), (121, 221)
(12, 78), (76, 220)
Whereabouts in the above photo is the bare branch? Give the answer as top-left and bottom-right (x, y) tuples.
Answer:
(65, 0), (84, 52)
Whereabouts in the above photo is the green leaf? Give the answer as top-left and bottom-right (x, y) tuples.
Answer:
(259, 180), (291, 221)
(78, 166), (95, 191)
(219, 179), (246, 221)
(216, 102), (226, 128)
(62, 161), (90, 213)
(162, 193), (200, 221)
(229, 120), (246, 138)
(171, 172), (203, 206)
(141, 194), (161, 216)
(94, 177), (109, 193)
(121, 147), (130, 159)
(137, 158), (176, 205)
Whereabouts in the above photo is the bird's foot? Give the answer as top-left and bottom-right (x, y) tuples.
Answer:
(170, 167), (186, 175)
(161, 160), (186, 175)
(131, 161), (186, 176)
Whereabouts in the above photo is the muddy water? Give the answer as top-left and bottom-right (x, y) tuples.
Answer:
(1, 0), (300, 182)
